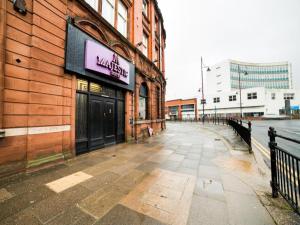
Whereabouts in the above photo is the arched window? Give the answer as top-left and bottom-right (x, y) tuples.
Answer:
(139, 83), (148, 120)
(156, 87), (160, 119)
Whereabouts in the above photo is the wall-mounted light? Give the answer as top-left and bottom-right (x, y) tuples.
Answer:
(13, 0), (27, 15)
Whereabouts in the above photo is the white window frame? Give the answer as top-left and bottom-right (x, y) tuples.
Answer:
(102, 0), (115, 26)
(117, 0), (128, 37)
(142, 0), (148, 17)
(142, 32), (148, 56)
(85, 0), (98, 11)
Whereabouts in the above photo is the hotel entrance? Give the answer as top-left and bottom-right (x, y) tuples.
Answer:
(75, 79), (125, 155)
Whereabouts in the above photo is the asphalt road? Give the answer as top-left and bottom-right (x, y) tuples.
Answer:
(250, 120), (300, 158)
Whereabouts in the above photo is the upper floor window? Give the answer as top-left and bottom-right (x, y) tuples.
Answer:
(102, 0), (115, 26)
(85, 0), (98, 10)
(213, 97), (220, 103)
(117, 1), (128, 37)
(154, 46), (159, 67)
(142, 0), (148, 17)
(284, 93), (294, 100)
(271, 93), (276, 100)
(181, 104), (195, 112)
(155, 17), (159, 36)
(142, 32), (148, 56)
(229, 95), (237, 101)
(247, 92), (257, 100)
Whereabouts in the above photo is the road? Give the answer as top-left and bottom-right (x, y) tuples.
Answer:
(250, 120), (300, 158)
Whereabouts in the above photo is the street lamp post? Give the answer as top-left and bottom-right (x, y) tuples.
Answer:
(200, 57), (210, 124)
(238, 64), (248, 119)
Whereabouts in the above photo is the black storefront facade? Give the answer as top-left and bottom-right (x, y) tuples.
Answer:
(65, 21), (135, 155)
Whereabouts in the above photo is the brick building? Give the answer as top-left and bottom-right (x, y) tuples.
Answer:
(0, 0), (166, 177)
(165, 99), (197, 121)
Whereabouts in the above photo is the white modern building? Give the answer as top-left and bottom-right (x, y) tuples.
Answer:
(200, 87), (300, 118)
(206, 60), (293, 95)
(199, 60), (299, 118)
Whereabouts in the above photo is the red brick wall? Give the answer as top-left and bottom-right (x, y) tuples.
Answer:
(0, 0), (166, 177)
(165, 99), (198, 120)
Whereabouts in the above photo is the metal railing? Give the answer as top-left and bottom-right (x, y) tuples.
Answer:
(227, 118), (252, 152)
(269, 127), (300, 214)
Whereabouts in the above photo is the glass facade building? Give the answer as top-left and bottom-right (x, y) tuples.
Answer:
(230, 62), (291, 89)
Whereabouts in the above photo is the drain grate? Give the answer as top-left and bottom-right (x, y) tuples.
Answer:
(214, 138), (221, 141)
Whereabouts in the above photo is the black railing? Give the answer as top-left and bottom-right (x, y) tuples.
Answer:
(269, 127), (300, 214)
(227, 118), (252, 152)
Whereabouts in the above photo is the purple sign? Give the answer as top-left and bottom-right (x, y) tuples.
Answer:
(85, 40), (130, 84)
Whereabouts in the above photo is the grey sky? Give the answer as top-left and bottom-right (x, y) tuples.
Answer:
(158, 0), (300, 100)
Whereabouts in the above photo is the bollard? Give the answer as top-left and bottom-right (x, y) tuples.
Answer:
(268, 127), (278, 198)
(248, 121), (252, 153)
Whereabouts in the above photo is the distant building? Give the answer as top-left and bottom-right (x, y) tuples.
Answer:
(200, 60), (298, 118)
(206, 60), (293, 95)
(165, 99), (198, 120)
(200, 87), (300, 118)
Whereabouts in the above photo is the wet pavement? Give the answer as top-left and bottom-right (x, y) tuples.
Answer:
(0, 122), (297, 225)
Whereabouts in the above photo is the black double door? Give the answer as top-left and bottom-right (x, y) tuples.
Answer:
(76, 93), (125, 155)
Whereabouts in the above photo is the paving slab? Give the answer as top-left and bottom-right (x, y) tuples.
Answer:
(0, 122), (295, 225)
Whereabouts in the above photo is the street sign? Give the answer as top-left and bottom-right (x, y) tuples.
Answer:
(201, 99), (206, 104)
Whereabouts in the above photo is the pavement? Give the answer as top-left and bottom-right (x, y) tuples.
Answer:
(0, 122), (299, 225)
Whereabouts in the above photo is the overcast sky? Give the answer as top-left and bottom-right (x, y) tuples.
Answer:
(158, 0), (300, 100)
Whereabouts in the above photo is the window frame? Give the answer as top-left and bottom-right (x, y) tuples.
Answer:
(156, 87), (161, 119)
(117, 0), (128, 37)
(142, 0), (149, 18)
(85, 0), (99, 11)
(102, 0), (116, 26)
(142, 32), (149, 57)
(213, 97), (220, 103)
(139, 83), (149, 120)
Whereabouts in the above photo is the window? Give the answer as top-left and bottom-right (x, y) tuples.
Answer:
(85, 0), (98, 10)
(90, 82), (102, 93)
(213, 97), (220, 103)
(77, 79), (88, 91)
(271, 93), (276, 100)
(247, 92), (257, 100)
(142, 32), (148, 56)
(155, 16), (159, 36)
(156, 87), (160, 119)
(102, 0), (115, 26)
(181, 104), (195, 112)
(142, 0), (148, 17)
(284, 93), (294, 100)
(154, 46), (159, 66)
(169, 106), (178, 115)
(117, 1), (127, 37)
(229, 95), (237, 101)
(139, 83), (148, 120)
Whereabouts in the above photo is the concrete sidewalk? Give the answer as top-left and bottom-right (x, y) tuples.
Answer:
(0, 122), (298, 225)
